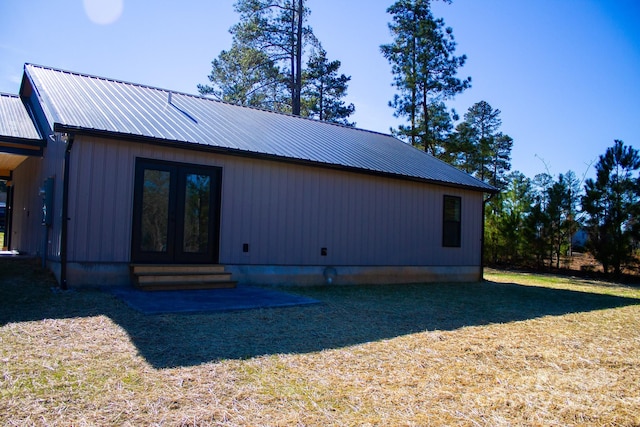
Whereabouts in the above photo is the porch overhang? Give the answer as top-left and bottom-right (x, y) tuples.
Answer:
(0, 138), (43, 178)
(0, 92), (45, 178)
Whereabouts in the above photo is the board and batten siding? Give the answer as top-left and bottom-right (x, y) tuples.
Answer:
(10, 134), (66, 259)
(221, 157), (482, 267)
(65, 135), (483, 268)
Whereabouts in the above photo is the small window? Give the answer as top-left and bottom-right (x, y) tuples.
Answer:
(443, 195), (461, 247)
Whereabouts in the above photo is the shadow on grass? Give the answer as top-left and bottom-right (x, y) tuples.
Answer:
(2, 258), (639, 369)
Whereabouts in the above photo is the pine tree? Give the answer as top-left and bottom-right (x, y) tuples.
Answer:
(198, 43), (287, 111)
(450, 101), (512, 189)
(302, 47), (355, 126)
(201, 0), (355, 121)
(230, 0), (311, 115)
(582, 140), (640, 277)
(380, 0), (470, 153)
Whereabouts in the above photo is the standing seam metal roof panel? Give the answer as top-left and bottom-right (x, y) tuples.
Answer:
(23, 63), (496, 192)
(0, 92), (42, 141)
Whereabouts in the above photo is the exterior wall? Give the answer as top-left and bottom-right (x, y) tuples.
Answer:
(58, 135), (484, 286)
(9, 134), (66, 263)
(220, 158), (483, 268)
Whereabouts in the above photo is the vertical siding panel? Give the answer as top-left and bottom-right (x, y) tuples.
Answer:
(404, 184), (416, 264)
(101, 143), (117, 260)
(258, 161), (273, 263)
(225, 158), (244, 262)
(430, 187), (440, 263)
(217, 165), (229, 263)
(351, 175), (361, 262)
(356, 176), (367, 263)
(389, 181), (402, 265)
(282, 166), (294, 264)
(70, 140), (90, 261)
(368, 178), (379, 263)
(364, 178), (374, 264)
(316, 169), (330, 264)
(218, 158), (233, 263)
(291, 167), (304, 264)
(348, 176), (358, 262)
(93, 141), (107, 261)
(358, 177), (368, 263)
(284, 166), (295, 263)
(285, 166), (296, 263)
(379, 178), (391, 264)
(320, 171), (333, 262)
(334, 171), (348, 263)
(306, 170), (315, 263)
(66, 143), (79, 261)
(34, 135), (485, 270)
(239, 160), (253, 263)
(424, 186), (435, 264)
(403, 184), (413, 264)
(252, 161), (266, 263)
(403, 184), (415, 265)
(277, 166), (289, 264)
(412, 183), (422, 266)
(251, 160), (264, 264)
(115, 141), (134, 261)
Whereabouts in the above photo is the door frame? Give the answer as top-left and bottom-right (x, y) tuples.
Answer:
(131, 158), (222, 264)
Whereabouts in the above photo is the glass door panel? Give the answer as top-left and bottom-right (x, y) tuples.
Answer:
(182, 173), (211, 254)
(141, 169), (171, 253)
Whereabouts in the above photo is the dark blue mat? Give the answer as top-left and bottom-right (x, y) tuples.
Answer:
(107, 286), (320, 315)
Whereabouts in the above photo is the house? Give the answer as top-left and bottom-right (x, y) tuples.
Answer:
(0, 64), (496, 288)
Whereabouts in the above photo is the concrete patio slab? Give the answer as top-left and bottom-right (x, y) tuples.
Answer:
(107, 285), (321, 315)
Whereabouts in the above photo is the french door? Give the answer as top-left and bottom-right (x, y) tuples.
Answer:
(131, 159), (222, 264)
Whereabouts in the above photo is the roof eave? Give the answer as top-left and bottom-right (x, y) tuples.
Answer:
(54, 123), (498, 194)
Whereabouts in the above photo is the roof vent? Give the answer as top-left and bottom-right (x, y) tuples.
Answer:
(165, 91), (198, 124)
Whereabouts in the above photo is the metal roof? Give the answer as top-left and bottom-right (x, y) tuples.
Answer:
(0, 92), (42, 141)
(24, 63), (496, 192)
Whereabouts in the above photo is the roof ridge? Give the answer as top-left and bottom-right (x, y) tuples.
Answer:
(23, 63), (392, 139)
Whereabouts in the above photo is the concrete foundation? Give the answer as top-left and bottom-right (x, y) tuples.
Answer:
(226, 265), (482, 286)
(49, 261), (132, 288)
(47, 261), (482, 288)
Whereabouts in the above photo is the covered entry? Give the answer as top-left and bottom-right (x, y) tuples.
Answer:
(0, 93), (45, 251)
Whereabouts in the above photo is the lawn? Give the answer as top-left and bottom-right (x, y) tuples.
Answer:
(1, 258), (639, 426)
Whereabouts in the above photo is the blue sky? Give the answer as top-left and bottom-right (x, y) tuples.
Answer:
(1, 0), (638, 181)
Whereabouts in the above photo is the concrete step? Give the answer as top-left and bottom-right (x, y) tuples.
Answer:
(137, 272), (233, 284)
(131, 264), (237, 291)
(135, 281), (237, 291)
(131, 264), (225, 275)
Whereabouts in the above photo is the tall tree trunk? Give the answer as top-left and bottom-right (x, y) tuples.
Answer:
(319, 82), (324, 121)
(422, 86), (429, 153)
(292, 0), (304, 116)
(410, 34), (417, 147)
(289, 6), (296, 113)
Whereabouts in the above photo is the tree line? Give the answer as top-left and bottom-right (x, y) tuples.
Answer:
(200, 0), (639, 278)
(199, 0), (512, 185)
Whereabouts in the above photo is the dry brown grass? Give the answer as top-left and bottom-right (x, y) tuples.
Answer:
(1, 258), (639, 426)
